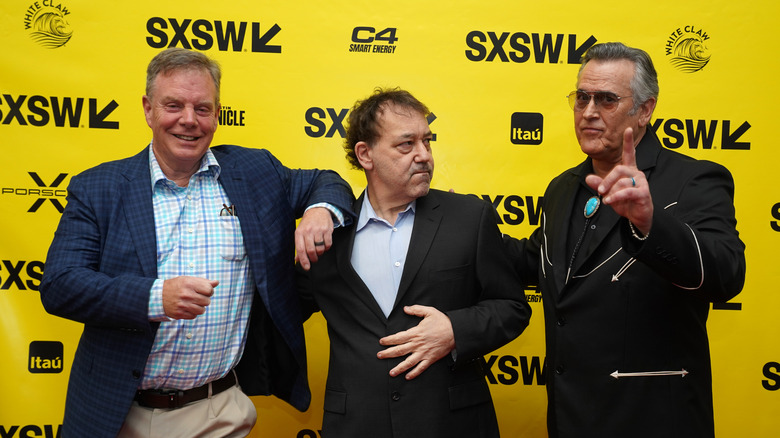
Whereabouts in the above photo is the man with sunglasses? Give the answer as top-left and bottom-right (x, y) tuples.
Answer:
(504, 42), (745, 437)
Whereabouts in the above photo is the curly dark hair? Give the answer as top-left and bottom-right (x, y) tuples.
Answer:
(344, 88), (429, 169)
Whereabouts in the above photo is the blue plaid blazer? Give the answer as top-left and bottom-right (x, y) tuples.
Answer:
(40, 145), (355, 438)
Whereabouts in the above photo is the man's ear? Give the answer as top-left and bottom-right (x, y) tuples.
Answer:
(637, 96), (656, 128)
(142, 95), (153, 128)
(355, 141), (373, 170)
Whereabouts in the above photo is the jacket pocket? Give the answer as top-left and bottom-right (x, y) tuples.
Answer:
(323, 389), (347, 414)
(448, 378), (492, 411)
(429, 264), (470, 283)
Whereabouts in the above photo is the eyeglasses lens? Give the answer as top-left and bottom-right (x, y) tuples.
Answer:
(569, 91), (620, 112)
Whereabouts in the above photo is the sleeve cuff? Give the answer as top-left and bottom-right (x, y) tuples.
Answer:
(148, 279), (170, 322)
(305, 202), (345, 227)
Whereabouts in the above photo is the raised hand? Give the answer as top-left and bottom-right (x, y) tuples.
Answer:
(585, 127), (653, 235)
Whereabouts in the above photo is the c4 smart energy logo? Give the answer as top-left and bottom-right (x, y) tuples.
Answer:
(23, 1), (73, 49)
(665, 26), (711, 73)
(348, 26), (399, 54)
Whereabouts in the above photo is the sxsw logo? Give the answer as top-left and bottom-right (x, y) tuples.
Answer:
(29, 341), (63, 374)
(485, 355), (546, 385)
(511, 112), (543, 145)
(764, 361), (780, 391)
(652, 118), (751, 150)
(466, 31), (596, 64)
(305, 107), (438, 141)
(0, 94), (118, 129)
(146, 17), (281, 53)
(304, 107), (349, 138)
(1, 260), (45, 291)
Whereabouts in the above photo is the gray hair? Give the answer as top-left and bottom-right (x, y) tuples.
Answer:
(145, 48), (221, 104)
(578, 42), (658, 114)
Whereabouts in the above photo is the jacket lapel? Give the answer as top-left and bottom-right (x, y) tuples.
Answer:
(393, 192), (441, 312)
(119, 148), (157, 278)
(212, 151), (270, 306)
(547, 171), (579, 292)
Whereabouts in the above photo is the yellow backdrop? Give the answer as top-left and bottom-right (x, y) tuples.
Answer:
(2, 0), (777, 436)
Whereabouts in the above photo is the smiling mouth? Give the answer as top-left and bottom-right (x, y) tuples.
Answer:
(174, 134), (199, 141)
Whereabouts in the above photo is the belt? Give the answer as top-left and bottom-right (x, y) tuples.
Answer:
(134, 371), (237, 409)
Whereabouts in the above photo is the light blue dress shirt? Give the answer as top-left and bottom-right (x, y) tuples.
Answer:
(351, 191), (415, 317)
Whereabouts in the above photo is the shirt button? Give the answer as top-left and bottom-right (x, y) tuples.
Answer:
(186, 332), (193, 339)
(392, 228), (398, 232)
(187, 195), (193, 200)
(394, 261), (401, 267)
(187, 227), (194, 233)
(178, 369), (184, 374)
(391, 391), (401, 401)
(590, 224), (596, 230)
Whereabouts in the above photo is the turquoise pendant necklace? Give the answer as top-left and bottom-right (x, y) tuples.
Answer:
(568, 195), (600, 283)
(584, 196), (600, 218)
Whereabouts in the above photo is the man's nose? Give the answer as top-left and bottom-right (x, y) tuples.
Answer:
(415, 142), (432, 161)
(179, 106), (197, 125)
(581, 97), (600, 118)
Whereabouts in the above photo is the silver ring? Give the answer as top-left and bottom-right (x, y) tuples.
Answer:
(314, 241), (325, 247)
(631, 177), (636, 187)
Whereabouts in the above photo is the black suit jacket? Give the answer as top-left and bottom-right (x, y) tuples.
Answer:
(505, 129), (746, 438)
(298, 189), (531, 438)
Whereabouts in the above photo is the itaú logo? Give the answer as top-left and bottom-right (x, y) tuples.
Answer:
(510, 112), (543, 145)
(28, 341), (63, 373)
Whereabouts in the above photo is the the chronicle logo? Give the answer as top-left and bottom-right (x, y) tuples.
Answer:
(219, 105), (246, 127)
(29, 341), (63, 373)
(665, 26), (710, 73)
(23, 1), (73, 49)
(510, 112), (543, 145)
(348, 26), (399, 54)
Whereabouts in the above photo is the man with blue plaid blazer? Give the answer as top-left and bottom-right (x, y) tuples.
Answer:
(40, 48), (355, 437)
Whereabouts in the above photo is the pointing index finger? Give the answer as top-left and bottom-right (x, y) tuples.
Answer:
(622, 127), (637, 169)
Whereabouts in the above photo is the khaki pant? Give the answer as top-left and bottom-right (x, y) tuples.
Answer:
(117, 385), (257, 438)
